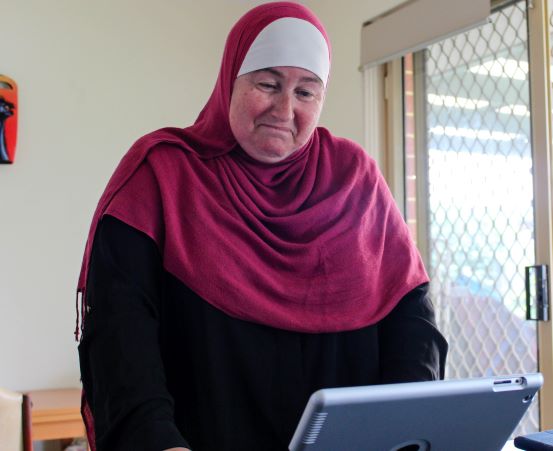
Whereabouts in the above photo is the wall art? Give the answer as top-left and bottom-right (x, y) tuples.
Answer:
(0, 74), (17, 164)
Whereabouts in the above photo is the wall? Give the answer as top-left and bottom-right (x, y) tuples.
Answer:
(0, 0), (406, 391)
(304, 0), (406, 143)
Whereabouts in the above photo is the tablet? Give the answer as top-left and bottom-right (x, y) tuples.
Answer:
(289, 373), (543, 451)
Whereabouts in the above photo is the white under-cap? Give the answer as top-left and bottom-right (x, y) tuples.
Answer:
(237, 17), (330, 86)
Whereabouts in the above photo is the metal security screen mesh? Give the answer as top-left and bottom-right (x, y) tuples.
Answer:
(424, 1), (538, 434)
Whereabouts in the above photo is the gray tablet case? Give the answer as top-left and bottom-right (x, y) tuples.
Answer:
(289, 373), (543, 451)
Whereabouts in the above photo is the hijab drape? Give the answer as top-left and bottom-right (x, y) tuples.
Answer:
(77, 1), (428, 334)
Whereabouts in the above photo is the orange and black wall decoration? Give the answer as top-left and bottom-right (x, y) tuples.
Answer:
(0, 74), (17, 164)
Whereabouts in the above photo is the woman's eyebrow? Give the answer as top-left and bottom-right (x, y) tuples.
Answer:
(299, 76), (323, 85)
(256, 68), (323, 86)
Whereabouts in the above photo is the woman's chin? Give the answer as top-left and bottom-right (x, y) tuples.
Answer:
(243, 143), (299, 163)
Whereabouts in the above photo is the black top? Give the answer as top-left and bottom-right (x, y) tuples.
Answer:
(78, 215), (448, 451)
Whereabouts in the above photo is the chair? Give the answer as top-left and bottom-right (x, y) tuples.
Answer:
(0, 387), (32, 451)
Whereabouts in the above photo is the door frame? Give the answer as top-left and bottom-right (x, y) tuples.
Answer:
(363, 0), (553, 428)
(527, 0), (553, 430)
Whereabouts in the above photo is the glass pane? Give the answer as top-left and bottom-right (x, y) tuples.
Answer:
(404, 54), (418, 243)
(423, 1), (538, 434)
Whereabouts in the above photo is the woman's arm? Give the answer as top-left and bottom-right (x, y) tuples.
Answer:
(79, 215), (191, 450)
(378, 283), (448, 383)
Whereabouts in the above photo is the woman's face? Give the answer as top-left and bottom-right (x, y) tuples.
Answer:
(229, 66), (325, 163)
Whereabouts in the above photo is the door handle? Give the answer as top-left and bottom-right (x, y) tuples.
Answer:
(525, 265), (549, 321)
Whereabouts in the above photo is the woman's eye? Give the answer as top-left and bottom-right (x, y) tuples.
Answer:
(296, 89), (314, 100)
(258, 82), (278, 91)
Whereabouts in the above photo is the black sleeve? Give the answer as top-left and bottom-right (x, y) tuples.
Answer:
(78, 215), (190, 451)
(378, 283), (448, 383)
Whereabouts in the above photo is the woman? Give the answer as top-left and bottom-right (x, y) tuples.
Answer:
(76, 2), (447, 450)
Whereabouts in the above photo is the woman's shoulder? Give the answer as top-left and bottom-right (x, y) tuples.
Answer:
(315, 126), (378, 170)
(100, 128), (193, 205)
(131, 127), (191, 156)
(118, 127), (201, 172)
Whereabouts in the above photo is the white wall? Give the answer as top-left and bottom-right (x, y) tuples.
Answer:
(305, 0), (406, 143)
(0, 0), (406, 392)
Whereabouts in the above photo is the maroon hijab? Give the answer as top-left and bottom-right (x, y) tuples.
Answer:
(77, 1), (427, 336)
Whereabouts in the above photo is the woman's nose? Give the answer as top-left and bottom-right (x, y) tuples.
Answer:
(271, 92), (294, 121)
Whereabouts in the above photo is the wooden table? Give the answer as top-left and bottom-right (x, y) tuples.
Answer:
(27, 388), (85, 442)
